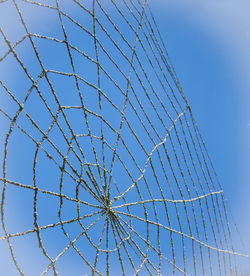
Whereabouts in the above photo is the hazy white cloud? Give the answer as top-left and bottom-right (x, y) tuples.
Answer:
(150, 0), (250, 69)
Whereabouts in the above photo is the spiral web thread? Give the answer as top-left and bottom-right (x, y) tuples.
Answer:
(0, 0), (248, 275)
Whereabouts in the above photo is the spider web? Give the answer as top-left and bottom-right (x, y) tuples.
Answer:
(0, 0), (248, 275)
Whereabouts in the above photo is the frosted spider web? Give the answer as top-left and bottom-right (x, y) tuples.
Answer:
(0, 0), (248, 275)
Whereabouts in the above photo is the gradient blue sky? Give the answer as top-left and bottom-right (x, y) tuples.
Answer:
(151, 0), (250, 271)
(0, 0), (249, 274)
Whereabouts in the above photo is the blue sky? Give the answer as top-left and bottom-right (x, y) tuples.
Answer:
(0, 0), (249, 275)
(151, 0), (250, 272)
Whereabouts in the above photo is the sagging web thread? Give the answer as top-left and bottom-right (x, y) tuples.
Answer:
(0, 0), (247, 275)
